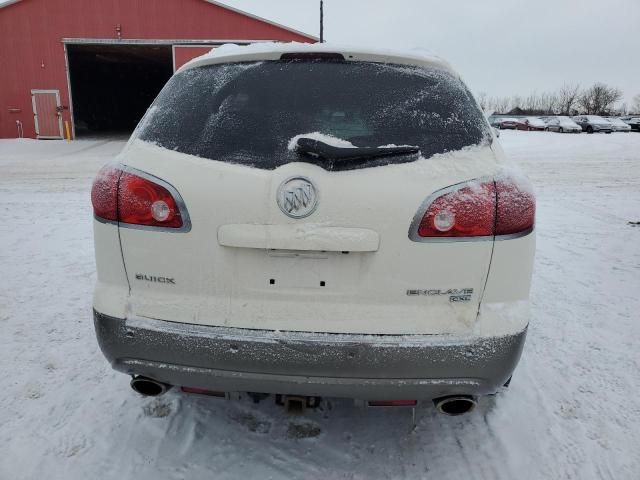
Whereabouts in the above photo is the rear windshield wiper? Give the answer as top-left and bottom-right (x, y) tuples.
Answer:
(294, 137), (420, 162)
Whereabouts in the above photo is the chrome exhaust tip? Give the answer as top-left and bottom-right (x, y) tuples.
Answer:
(433, 395), (477, 416)
(130, 376), (171, 397)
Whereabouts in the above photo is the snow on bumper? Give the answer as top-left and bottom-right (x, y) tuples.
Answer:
(94, 311), (527, 400)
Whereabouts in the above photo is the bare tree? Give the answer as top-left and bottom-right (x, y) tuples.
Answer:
(557, 83), (580, 115)
(578, 87), (595, 114)
(510, 95), (523, 112)
(489, 97), (496, 112)
(488, 83), (625, 116)
(598, 84), (623, 114)
(579, 83), (623, 115)
(491, 96), (510, 114)
(524, 92), (542, 113)
(618, 103), (628, 116)
(540, 92), (559, 115)
(476, 91), (489, 112)
(632, 94), (640, 115)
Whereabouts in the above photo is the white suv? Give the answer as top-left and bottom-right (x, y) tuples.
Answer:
(91, 43), (535, 415)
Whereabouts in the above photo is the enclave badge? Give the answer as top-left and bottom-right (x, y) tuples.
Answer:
(407, 288), (474, 302)
(277, 176), (319, 219)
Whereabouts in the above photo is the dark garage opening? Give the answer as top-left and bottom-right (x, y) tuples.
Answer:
(67, 44), (173, 136)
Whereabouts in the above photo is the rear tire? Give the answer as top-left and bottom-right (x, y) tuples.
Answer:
(559, 127), (564, 133)
(587, 126), (594, 134)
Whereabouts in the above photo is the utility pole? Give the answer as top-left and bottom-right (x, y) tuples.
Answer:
(320, 0), (324, 43)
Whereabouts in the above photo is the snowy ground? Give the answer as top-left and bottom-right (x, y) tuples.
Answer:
(1, 131), (639, 479)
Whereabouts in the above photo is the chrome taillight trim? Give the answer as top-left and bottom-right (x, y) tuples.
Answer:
(494, 226), (534, 241)
(93, 215), (119, 226)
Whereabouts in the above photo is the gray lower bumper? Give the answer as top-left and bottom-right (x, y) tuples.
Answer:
(94, 311), (527, 400)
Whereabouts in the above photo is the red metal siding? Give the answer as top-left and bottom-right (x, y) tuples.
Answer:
(173, 45), (215, 71)
(0, 0), (315, 139)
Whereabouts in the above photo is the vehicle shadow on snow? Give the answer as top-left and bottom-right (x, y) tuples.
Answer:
(131, 389), (505, 475)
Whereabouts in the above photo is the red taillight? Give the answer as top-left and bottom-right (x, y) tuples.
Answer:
(91, 164), (121, 221)
(414, 176), (534, 239)
(118, 170), (183, 228)
(418, 181), (496, 238)
(91, 165), (186, 229)
(495, 178), (536, 235)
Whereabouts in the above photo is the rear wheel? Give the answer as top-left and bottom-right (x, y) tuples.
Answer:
(559, 127), (564, 133)
(587, 126), (594, 134)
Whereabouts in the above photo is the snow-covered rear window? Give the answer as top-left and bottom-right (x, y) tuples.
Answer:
(134, 61), (490, 171)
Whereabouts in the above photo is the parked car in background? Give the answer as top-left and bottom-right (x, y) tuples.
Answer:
(606, 118), (632, 132)
(495, 117), (519, 129)
(90, 43), (536, 415)
(572, 115), (613, 133)
(545, 116), (582, 133)
(620, 116), (640, 132)
(515, 117), (546, 131)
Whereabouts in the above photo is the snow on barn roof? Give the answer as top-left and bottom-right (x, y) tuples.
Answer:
(180, 42), (454, 74)
(0, 0), (318, 41)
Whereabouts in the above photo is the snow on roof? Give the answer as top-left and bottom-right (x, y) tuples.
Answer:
(179, 42), (454, 74)
(0, 0), (20, 8)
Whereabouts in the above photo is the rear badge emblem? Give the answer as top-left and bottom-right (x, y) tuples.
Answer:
(277, 176), (319, 218)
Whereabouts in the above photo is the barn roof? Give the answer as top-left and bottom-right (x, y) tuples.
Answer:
(0, 0), (318, 41)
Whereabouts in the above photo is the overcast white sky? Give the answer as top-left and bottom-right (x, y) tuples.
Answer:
(222, 0), (640, 105)
(0, 0), (636, 104)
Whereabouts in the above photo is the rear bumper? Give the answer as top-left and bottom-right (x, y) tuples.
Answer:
(94, 310), (527, 400)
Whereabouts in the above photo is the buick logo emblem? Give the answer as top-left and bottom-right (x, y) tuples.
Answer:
(277, 176), (319, 218)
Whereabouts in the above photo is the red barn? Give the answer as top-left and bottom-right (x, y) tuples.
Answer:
(0, 0), (316, 139)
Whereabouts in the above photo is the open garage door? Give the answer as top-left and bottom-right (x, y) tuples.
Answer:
(67, 44), (173, 136)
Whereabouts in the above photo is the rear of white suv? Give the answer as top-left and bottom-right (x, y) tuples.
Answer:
(91, 44), (535, 413)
